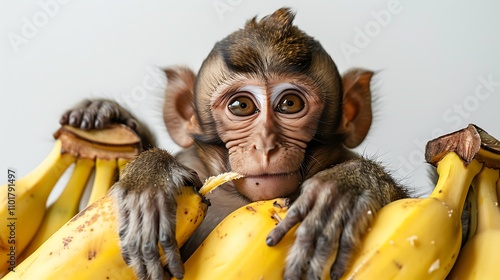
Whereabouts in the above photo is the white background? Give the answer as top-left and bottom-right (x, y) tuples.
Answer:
(1, 0), (500, 203)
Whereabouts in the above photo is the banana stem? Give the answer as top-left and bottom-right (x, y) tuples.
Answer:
(473, 167), (500, 232)
(430, 152), (482, 214)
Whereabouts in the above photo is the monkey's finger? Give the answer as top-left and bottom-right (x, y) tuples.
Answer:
(79, 100), (102, 129)
(157, 191), (184, 279)
(303, 197), (348, 280)
(60, 99), (91, 125)
(266, 189), (316, 246)
(59, 110), (72, 125)
(65, 107), (86, 128)
(94, 100), (120, 129)
(120, 193), (150, 279)
(306, 227), (341, 280)
(140, 192), (164, 280)
(329, 193), (381, 279)
(282, 186), (338, 279)
(111, 185), (132, 265)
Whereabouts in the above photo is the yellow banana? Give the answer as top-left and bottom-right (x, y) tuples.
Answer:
(341, 124), (500, 280)
(0, 139), (76, 276)
(19, 158), (95, 260)
(86, 158), (118, 206)
(447, 167), (500, 280)
(175, 198), (303, 280)
(3, 172), (242, 279)
(340, 152), (482, 280)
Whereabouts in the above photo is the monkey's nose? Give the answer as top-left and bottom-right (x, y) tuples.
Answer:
(253, 133), (277, 154)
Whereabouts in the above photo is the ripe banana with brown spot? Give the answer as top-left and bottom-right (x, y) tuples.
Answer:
(175, 198), (303, 280)
(2, 172), (242, 280)
(0, 124), (140, 276)
(341, 124), (499, 280)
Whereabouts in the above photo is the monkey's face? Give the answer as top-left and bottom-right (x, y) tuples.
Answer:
(191, 8), (344, 201)
(210, 74), (326, 200)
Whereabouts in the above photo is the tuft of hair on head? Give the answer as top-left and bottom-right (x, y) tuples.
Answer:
(218, 7), (315, 74)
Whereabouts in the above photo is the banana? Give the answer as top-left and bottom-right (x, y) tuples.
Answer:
(0, 139), (76, 276)
(18, 158), (95, 261)
(175, 198), (304, 280)
(340, 152), (482, 280)
(3, 172), (242, 279)
(86, 158), (118, 206)
(341, 124), (493, 280)
(447, 167), (500, 280)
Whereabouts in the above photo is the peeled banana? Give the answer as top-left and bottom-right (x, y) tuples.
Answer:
(447, 167), (500, 279)
(0, 139), (76, 275)
(2, 172), (242, 279)
(176, 198), (302, 280)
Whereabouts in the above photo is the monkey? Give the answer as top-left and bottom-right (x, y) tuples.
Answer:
(60, 8), (408, 280)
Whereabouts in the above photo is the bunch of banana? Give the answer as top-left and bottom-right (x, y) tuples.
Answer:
(162, 124), (494, 280)
(2, 171), (242, 279)
(340, 124), (500, 280)
(6, 122), (500, 280)
(447, 129), (500, 279)
(0, 124), (141, 276)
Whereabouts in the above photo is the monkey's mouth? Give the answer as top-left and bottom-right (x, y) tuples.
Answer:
(234, 171), (301, 201)
(246, 172), (298, 180)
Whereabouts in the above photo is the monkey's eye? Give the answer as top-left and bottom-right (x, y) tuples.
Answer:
(228, 96), (258, 116)
(275, 94), (305, 114)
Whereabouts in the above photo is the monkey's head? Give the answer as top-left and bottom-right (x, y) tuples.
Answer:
(164, 8), (373, 201)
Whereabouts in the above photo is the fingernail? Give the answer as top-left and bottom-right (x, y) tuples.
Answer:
(95, 119), (102, 128)
(69, 115), (77, 125)
(266, 236), (274, 246)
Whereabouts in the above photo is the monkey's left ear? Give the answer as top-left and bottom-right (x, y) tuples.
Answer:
(339, 68), (374, 148)
(163, 67), (201, 148)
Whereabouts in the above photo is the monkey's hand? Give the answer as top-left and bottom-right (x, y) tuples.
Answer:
(109, 148), (202, 280)
(59, 98), (154, 147)
(266, 158), (408, 280)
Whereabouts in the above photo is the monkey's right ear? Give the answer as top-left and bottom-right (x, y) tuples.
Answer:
(163, 67), (201, 148)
